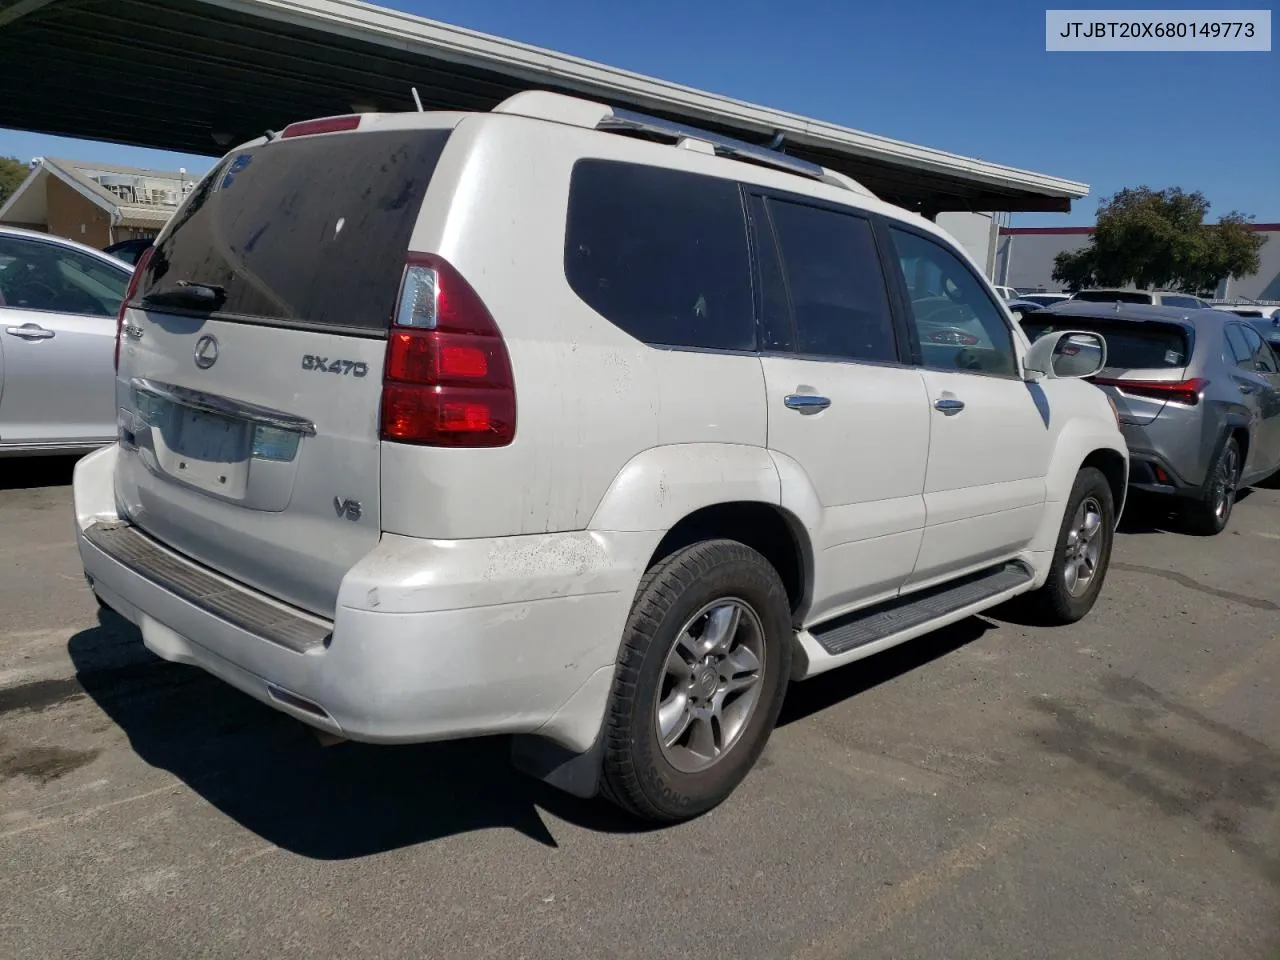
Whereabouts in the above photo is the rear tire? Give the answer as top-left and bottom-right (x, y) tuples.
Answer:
(1181, 436), (1240, 536)
(600, 539), (791, 822)
(1026, 466), (1115, 625)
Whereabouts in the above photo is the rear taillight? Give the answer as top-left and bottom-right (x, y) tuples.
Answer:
(1091, 376), (1208, 406)
(380, 253), (516, 447)
(279, 115), (362, 138)
(114, 247), (154, 372)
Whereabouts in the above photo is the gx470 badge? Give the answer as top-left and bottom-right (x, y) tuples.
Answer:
(302, 355), (368, 377)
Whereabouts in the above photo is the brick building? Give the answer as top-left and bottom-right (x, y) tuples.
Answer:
(0, 157), (198, 249)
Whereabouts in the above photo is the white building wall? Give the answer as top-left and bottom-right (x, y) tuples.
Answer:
(996, 225), (1280, 299)
(936, 212), (999, 278)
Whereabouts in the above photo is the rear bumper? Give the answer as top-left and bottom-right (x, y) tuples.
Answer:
(74, 445), (652, 752)
(1119, 420), (1210, 498)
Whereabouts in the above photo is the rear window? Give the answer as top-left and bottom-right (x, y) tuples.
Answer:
(136, 129), (451, 334)
(1021, 317), (1190, 369)
(1072, 290), (1152, 304)
(564, 160), (754, 351)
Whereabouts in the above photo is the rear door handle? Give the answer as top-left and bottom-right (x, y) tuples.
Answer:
(934, 397), (965, 413)
(784, 394), (831, 412)
(5, 323), (55, 341)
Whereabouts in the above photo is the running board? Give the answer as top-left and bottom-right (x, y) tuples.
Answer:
(810, 561), (1034, 656)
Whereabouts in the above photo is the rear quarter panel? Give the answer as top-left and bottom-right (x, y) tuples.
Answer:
(383, 114), (768, 539)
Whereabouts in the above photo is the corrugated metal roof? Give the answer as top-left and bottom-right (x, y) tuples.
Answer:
(0, 0), (1087, 214)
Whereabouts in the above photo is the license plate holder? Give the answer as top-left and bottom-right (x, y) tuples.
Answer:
(158, 407), (250, 498)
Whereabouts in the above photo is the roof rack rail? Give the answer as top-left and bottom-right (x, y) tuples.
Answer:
(490, 90), (869, 191)
(598, 108), (825, 181)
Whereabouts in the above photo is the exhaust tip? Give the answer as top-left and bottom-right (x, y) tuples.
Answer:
(266, 683), (335, 723)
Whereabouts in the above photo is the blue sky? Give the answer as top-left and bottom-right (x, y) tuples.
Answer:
(2, 0), (1276, 226)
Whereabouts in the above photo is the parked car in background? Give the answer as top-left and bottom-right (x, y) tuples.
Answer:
(1023, 302), (1280, 534)
(1212, 304), (1280, 321)
(1004, 298), (1049, 323)
(1071, 289), (1213, 309)
(74, 91), (1127, 823)
(103, 237), (154, 266)
(1019, 293), (1073, 308)
(0, 226), (132, 456)
(992, 284), (1018, 300)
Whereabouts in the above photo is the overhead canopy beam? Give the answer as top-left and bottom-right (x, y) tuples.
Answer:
(0, 0), (1086, 214)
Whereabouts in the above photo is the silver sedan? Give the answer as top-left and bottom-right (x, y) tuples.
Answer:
(0, 227), (133, 456)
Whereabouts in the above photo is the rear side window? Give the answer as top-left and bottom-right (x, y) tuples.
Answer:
(764, 199), (898, 363)
(1023, 317), (1191, 369)
(137, 129), (451, 333)
(1239, 324), (1278, 373)
(1162, 295), (1202, 309)
(564, 160), (754, 351)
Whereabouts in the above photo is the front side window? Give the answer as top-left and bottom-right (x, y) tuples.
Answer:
(888, 227), (1019, 376)
(564, 160), (754, 351)
(764, 199), (898, 363)
(0, 237), (128, 317)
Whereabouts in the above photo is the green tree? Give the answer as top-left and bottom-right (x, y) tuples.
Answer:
(0, 155), (30, 206)
(1052, 187), (1267, 295)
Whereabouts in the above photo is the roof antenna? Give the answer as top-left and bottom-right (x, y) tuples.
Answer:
(410, 87), (424, 112)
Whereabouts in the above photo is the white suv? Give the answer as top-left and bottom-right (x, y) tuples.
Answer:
(74, 91), (1127, 822)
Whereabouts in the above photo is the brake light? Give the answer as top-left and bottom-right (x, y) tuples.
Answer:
(114, 247), (154, 372)
(380, 253), (516, 447)
(280, 115), (362, 138)
(1091, 376), (1208, 406)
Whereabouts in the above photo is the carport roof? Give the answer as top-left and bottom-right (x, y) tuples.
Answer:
(0, 0), (1088, 214)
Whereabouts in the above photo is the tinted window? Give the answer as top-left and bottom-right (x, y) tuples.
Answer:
(1023, 316), (1190, 370)
(1239, 324), (1277, 373)
(137, 130), (451, 332)
(1230, 309), (1264, 318)
(1073, 290), (1152, 304)
(0, 236), (129, 317)
(888, 227), (1017, 376)
(747, 196), (792, 353)
(1224, 324), (1254, 369)
(1162, 295), (1202, 308)
(764, 200), (897, 363)
(564, 161), (753, 351)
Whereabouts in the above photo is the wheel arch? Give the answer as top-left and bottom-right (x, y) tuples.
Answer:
(646, 501), (813, 619)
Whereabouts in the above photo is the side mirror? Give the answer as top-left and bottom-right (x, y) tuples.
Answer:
(1024, 330), (1107, 380)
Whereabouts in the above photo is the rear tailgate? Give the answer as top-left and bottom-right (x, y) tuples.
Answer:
(1021, 315), (1193, 424)
(114, 122), (452, 616)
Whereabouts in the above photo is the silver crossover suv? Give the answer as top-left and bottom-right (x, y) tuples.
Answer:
(1023, 302), (1280, 534)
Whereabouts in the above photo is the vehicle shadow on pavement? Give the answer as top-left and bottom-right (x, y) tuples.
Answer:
(1117, 489), (1257, 536)
(66, 612), (655, 860)
(0, 454), (82, 491)
(778, 616), (993, 727)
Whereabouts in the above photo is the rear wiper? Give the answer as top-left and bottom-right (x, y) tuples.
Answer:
(141, 280), (227, 311)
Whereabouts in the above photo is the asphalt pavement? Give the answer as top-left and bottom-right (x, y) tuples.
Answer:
(1, 456), (1277, 959)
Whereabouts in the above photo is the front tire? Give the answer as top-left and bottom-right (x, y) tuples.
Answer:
(1028, 466), (1116, 625)
(600, 539), (792, 822)
(1181, 436), (1241, 536)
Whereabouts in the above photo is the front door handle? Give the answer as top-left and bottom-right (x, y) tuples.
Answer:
(784, 394), (831, 412)
(934, 397), (965, 413)
(5, 323), (55, 341)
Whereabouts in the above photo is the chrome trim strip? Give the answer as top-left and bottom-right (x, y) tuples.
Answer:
(131, 378), (317, 436)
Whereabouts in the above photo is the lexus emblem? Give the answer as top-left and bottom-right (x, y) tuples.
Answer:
(193, 335), (219, 369)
